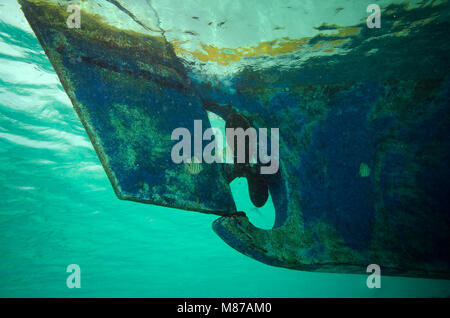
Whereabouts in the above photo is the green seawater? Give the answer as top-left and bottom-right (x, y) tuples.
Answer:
(1, 1), (450, 297)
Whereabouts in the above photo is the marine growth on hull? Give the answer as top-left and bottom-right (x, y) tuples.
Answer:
(19, 0), (450, 279)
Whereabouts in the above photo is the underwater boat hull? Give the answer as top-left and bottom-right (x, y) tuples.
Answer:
(19, 0), (450, 279)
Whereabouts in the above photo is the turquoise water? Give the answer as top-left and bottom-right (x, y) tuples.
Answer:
(1, 1), (450, 297)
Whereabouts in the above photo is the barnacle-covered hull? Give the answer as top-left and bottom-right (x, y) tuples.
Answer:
(19, 0), (450, 279)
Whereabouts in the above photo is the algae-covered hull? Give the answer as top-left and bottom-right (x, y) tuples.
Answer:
(18, 0), (236, 215)
(19, 0), (450, 279)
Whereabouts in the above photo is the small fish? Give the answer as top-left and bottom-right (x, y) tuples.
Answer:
(185, 157), (203, 175)
(218, 21), (226, 27)
(183, 30), (199, 36)
(359, 162), (371, 178)
(192, 16), (199, 20)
